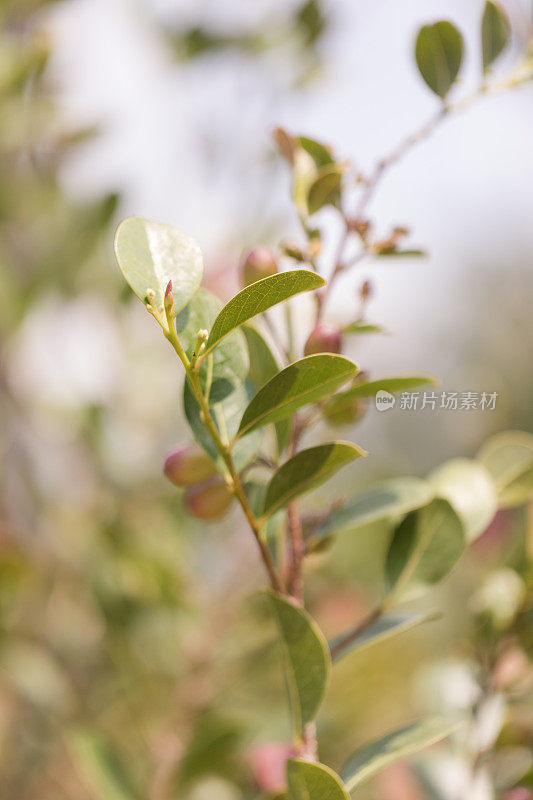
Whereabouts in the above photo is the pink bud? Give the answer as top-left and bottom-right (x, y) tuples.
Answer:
(304, 322), (343, 356)
(165, 280), (173, 297)
(184, 476), (234, 520)
(241, 246), (278, 287)
(164, 445), (216, 487)
(248, 742), (295, 793)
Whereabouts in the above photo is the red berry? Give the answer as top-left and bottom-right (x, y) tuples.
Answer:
(241, 246), (277, 287)
(184, 476), (234, 520)
(164, 445), (216, 487)
(304, 322), (343, 356)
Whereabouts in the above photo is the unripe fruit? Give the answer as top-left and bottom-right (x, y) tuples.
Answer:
(164, 444), (216, 487)
(241, 246), (278, 287)
(184, 476), (234, 520)
(304, 322), (343, 356)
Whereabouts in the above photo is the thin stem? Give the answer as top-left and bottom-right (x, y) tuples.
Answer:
(287, 502), (304, 604)
(329, 606), (382, 661)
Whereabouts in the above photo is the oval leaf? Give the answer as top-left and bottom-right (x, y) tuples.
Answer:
(236, 354), (358, 440)
(428, 458), (497, 542)
(262, 442), (366, 519)
(386, 498), (465, 599)
(307, 164), (343, 215)
(287, 759), (350, 800)
(312, 477), (433, 541)
(176, 288), (248, 403)
(415, 21), (464, 98)
(267, 592), (330, 732)
(330, 610), (438, 664)
(482, 1), (511, 71)
(477, 430), (533, 508)
(205, 270), (325, 355)
(341, 717), (464, 791)
(114, 217), (203, 325)
(332, 373), (437, 405)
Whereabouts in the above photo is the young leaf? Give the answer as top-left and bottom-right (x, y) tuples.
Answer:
(297, 135), (335, 167)
(477, 430), (533, 507)
(287, 759), (350, 800)
(69, 730), (139, 800)
(242, 324), (290, 455)
(267, 592), (330, 732)
(184, 378), (262, 472)
(329, 610), (438, 664)
(312, 477), (433, 541)
(331, 374), (437, 404)
(428, 458), (497, 542)
(204, 270), (325, 355)
(343, 321), (385, 335)
(482, 1), (511, 71)
(114, 217), (203, 326)
(415, 21), (464, 98)
(307, 164), (344, 215)
(236, 354), (358, 439)
(262, 442), (366, 519)
(385, 498), (465, 599)
(176, 288), (248, 403)
(341, 717), (464, 791)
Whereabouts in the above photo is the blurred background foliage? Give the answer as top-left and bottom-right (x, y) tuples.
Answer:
(0, 1), (531, 799)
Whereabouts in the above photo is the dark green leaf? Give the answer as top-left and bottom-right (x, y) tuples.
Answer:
(205, 270), (325, 355)
(385, 498), (465, 599)
(287, 759), (350, 800)
(331, 374), (437, 404)
(262, 442), (366, 518)
(236, 354), (358, 439)
(428, 458), (497, 542)
(176, 288), (248, 403)
(477, 430), (533, 508)
(415, 21), (464, 98)
(341, 718), (464, 791)
(330, 610), (438, 664)
(114, 217), (203, 326)
(482, 1), (511, 71)
(69, 731), (139, 800)
(267, 592), (330, 732)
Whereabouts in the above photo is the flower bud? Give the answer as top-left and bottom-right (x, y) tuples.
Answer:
(164, 444), (216, 487)
(304, 322), (343, 356)
(184, 476), (234, 520)
(241, 246), (278, 287)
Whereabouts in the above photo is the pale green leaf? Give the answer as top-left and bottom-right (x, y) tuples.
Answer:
(236, 354), (358, 439)
(331, 374), (437, 404)
(69, 731), (139, 800)
(386, 498), (465, 599)
(482, 1), (511, 71)
(114, 216), (203, 326)
(343, 321), (385, 335)
(477, 430), (533, 507)
(329, 610), (438, 664)
(307, 164), (343, 215)
(415, 21), (464, 98)
(176, 288), (248, 403)
(428, 458), (497, 542)
(287, 759), (350, 800)
(312, 477), (433, 541)
(262, 442), (366, 519)
(267, 592), (330, 732)
(341, 717), (464, 791)
(297, 135), (335, 167)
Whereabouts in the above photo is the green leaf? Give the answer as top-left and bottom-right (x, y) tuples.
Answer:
(176, 288), (248, 403)
(69, 730), (139, 800)
(477, 430), (533, 508)
(329, 610), (438, 664)
(267, 592), (330, 732)
(343, 321), (385, 335)
(262, 442), (366, 519)
(415, 21), (464, 98)
(205, 270), (325, 355)
(184, 378), (262, 472)
(385, 499), (465, 599)
(428, 458), (497, 542)
(341, 717), (464, 791)
(307, 164), (344, 215)
(331, 374), (437, 404)
(236, 354), (358, 439)
(114, 216), (203, 326)
(297, 135), (335, 168)
(482, 1), (511, 71)
(312, 477), (433, 541)
(242, 324), (290, 455)
(287, 759), (350, 800)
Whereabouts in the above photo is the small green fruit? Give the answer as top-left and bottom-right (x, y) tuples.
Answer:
(241, 246), (278, 287)
(304, 322), (343, 356)
(184, 476), (234, 520)
(164, 444), (216, 487)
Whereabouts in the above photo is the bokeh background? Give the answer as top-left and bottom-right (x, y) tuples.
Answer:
(1, 1), (532, 799)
